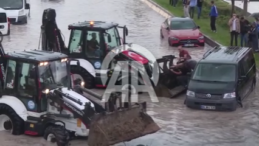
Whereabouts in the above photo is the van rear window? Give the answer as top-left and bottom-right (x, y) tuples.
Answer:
(0, 13), (7, 23)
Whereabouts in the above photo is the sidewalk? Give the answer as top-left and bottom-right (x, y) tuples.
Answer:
(223, 0), (259, 14)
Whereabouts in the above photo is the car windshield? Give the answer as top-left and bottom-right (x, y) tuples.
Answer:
(0, 0), (23, 10)
(192, 63), (236, 82)
(170, 20), (196, 30)
(38, 60), (70, 88)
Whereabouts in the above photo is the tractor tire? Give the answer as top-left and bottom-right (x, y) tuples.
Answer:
(0, 104), (24, 135)
(44, 125), (69, 146)
(70, 65), (94, 89)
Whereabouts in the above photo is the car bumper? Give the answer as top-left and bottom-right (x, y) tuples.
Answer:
(0, 29), (8, 35)
(8, 15), (27, 23)
(185, 95), (237, 110)
(170, 39), (204, 47)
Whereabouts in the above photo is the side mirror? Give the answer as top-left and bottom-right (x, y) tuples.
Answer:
(25, 3), (30, 9)
(107, 34), (112, 43)
(197, 26), (200, 29)
(238, 75), (246, 81)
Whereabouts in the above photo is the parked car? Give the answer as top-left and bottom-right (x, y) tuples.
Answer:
(0, 8), (10, 35)
(185, 46), (256, 111)
(0, 0), (30, 24)
(160, 17), (204, 47)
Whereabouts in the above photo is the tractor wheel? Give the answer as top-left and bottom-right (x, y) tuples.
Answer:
(0, 104), (24, 135)
(44, 125), (69, 146)
(70, 65), (94, 89)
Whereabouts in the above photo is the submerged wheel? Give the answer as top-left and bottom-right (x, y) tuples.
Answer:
(0, 104), (24, 135)
(44, 125), (69, 146)
(70, 65), (95, 89)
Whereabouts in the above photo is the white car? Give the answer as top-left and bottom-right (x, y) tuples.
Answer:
(0, 0), (30, 24)
(0, 8), (10, 35)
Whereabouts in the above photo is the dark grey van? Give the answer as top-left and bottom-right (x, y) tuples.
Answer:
(185, 46), (256, 111)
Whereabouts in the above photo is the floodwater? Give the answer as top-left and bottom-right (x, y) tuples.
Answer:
(0, 0), (258, 146)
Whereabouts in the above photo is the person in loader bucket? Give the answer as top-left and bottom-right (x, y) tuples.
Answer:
(170, 59), (197, 88)
(177, 46), (191, 64)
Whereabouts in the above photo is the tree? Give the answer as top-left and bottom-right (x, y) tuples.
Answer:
(231, 0), (235, 15)
(243, 0), (248, 14)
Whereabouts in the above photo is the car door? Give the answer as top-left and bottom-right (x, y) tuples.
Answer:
(237, 62), (246, 100)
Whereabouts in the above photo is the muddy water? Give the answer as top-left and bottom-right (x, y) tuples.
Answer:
(0, 0), (258, 146)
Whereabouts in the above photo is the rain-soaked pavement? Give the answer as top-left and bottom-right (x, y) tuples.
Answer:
(0, 0), (258, 146)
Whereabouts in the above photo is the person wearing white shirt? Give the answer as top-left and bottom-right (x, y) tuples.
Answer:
(228, 14), (240, 46)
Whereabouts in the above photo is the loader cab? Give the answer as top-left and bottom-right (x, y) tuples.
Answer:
(67, 21), (128, 69)
(3, 50), (68, 113)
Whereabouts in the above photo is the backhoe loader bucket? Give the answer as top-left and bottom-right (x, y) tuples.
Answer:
(153, 55), (185, 98)
(154, 75), (185, 98)
(87, 105), (160, 146)
(76, 87), (160, 146)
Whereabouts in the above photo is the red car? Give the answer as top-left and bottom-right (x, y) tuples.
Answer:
(160, 17), (204, 47)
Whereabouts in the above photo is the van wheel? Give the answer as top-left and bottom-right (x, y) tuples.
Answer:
(70, 65), (94, 89)
(44, 125), (69, 146)
(0, 104), (24, 135)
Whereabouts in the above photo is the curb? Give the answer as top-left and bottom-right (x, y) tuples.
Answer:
(143, 0), (221, 48)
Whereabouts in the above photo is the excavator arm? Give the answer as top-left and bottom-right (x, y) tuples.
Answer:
(41, 8), (67, 53)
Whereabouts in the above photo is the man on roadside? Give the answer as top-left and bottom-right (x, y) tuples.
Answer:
(189, 0), (197, 18)
(248, 22), (259, 52)
(239, 16), (250, 47)
(183, 0), (190, 18)
(169, 0), (173, 6)
(177, 46), (191, 64)
(228, 14), (240, 46)
(172, 0), (178, 7)
(209, 1), (218, 32)
(197, 0), (203, 19)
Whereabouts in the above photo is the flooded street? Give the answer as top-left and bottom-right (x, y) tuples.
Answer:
(0, 0), (259, 146)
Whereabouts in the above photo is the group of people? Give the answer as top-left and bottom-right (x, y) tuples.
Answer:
(228, 14), (259, 52)
(169, 0), (259, 51)
(169, 0), (218, 32)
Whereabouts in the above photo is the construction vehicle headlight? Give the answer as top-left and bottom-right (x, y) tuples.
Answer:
(42, 89), (50, 94)
(90, 21), (94, 25)
(80, 81), (85, 87)
(186, 90), (195, 97)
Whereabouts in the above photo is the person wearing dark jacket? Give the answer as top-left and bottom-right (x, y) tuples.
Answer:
(239, 17), (250, 47)
(209, 1), (218, 32)
(197, 0), (203, 19)
(248, 22), (259, 52)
